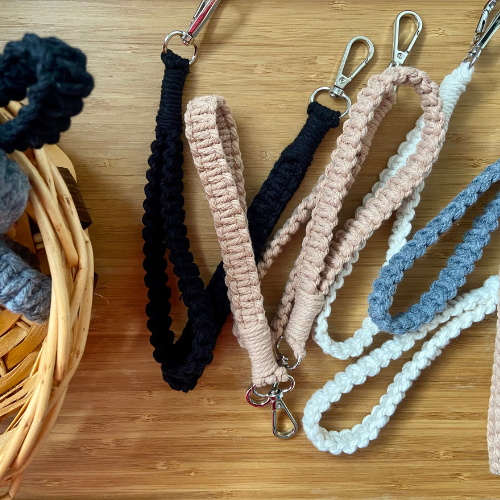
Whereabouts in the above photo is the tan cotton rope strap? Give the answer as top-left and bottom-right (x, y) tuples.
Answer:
(184, 95), (288, 387)
(264, 65), (446, 361)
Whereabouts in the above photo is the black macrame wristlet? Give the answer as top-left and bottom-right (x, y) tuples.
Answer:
(143, 49), (340, 392)
(0, 33), (94, 153)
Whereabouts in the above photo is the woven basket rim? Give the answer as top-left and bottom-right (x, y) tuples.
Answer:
(0, 102), (94, 499)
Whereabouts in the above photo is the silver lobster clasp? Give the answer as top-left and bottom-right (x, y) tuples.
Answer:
(463, 0), (500, 67)
(310, 36), (375, 118)
(246, 375), (298, 439)
(163, 0), (223, 64)
(388, 10), (423, 67)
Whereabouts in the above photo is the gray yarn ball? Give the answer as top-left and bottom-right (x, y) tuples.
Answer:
(0, 239), (51, 322)
(0, 151), (30, 234)
(0, 150), (51, 323)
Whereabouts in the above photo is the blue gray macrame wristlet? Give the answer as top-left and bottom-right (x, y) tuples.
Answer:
(368, 159), (500, 334)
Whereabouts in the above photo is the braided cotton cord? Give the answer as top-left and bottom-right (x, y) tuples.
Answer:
(303, 275), (499, 454)
(368, 160), (500, 334)
(264, 66), (445, 360)
(0, 34), (94, 153)
(185, 95), (288, 386)
(314, 63), (474, 360)
(143, 50), (212, 393)
(489, 267), (500, 474)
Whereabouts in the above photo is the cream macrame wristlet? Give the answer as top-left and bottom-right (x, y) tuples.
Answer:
(489, 272), (500, 474)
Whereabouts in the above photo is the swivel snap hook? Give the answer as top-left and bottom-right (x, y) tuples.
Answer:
(389, 11), (423, 68)
(463, 0), (500, 67)
(246, 376), (298, 439)
(310, 36), (375, 118)
(275, 335), (302, 371)
(163, 0), (222, 64)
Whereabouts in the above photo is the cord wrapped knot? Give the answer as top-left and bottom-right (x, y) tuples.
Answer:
(0, 33), (94, 153)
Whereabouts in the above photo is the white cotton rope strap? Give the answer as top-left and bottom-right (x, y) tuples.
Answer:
(303, 275), (499, 454)
(489, 270), (500, 474)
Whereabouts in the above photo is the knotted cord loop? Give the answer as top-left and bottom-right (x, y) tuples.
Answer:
(0, 34), (94, 153)
(258, 66), (446, 362)
(368, 161), (500, 334)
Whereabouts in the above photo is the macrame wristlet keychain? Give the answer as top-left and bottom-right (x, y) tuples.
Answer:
(143, 1), (342, 392)
(185, 95), (290, 389)
(303, 4), (500, 471)
(266, 57), (443, 364)
(489, 271), (500, 474)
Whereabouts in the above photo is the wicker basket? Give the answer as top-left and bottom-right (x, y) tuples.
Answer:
(0, 102), (94, 499)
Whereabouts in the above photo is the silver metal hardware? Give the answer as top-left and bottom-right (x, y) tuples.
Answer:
(310, 36), (375, 118)
(275, 335), (302, 371)
(463, 0), (500, 67)
(163, 0), (222, 64)
(388, 11), (423, 68)
(246, 376), (298, 439)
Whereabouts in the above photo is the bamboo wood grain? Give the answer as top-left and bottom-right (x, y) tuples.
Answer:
(3, 0), (500, 498)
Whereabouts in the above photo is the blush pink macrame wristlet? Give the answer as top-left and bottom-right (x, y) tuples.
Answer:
(185, 65), (445, 390)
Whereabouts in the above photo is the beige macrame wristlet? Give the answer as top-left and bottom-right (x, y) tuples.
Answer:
(184, 95), (288, 386)
(185, 66), (445, 387)
(266, 65), (446, 361)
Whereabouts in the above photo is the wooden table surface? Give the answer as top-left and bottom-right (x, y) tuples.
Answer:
(3, 0), (500, 498)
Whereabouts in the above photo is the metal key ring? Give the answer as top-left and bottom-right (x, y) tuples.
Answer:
(163, 31), (198, 64)
(250, 375), (295, 400)
(246, 386), (270, 407)
(275, 335), (303, 371)
(309, 88), (351, 118)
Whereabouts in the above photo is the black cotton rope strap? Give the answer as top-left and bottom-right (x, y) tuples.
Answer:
(0, 33), (94, 153)
(143, 49), (340, 392)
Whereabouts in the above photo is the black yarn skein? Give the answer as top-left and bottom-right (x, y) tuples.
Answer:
(0, 33), (94, 153)
(143, 49), (340, 392)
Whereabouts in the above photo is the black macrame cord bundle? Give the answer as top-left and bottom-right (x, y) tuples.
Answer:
(143, 49), (340, 392)
(0, 33), (94, 153)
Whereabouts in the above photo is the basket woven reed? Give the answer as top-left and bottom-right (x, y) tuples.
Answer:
(0, 102), (94, 499)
